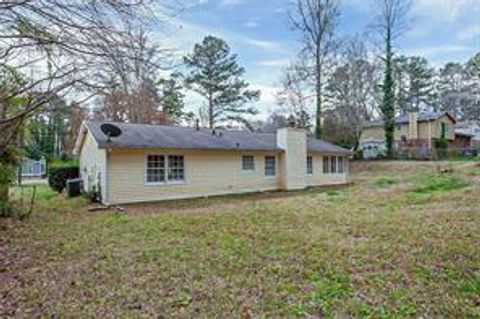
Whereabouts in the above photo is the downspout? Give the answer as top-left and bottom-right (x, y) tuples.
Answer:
(428, 121), (432, 149)
(104, 149), (109, 206)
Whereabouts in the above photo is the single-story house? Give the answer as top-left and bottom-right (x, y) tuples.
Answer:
(73, 121), (352, 205)
(453, 131), (474, 149)
(360, 111), (456, 150)
(456, 121), (480, 149)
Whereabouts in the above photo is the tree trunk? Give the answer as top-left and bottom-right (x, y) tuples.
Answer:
(315, 50), (323, 139)
(383, 28), (396, 158)
(0, 184), (8, 209)
(208, 91), (214, 129)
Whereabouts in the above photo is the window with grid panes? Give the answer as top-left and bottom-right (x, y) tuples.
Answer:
(167, 155), (185, 182)
(242, 155), (255, 171)
(330, 156), (337, 173)
(307, 156), (313, 175)
(338, 156), (344, 173)
(323, 156), (329, 174)
(146, 155), (165, 183)
(264, 156), (275, 176)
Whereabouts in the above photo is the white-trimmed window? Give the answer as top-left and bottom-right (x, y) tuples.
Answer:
(330, 156), (337, 173)
(146, 155), (166, 183)
(264, 156), (276, 177)
(338, 156), (344, 173)
(242, 155), (255, 171)
(306, 156), (313, 175)
(146, 155), (184, 184)
(323, 156), (329, 174)
(168, 155), (185, 182)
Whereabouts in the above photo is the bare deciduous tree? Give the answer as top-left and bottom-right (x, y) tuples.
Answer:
(275, 60), (314, 130)
(289, 0), (340, 138)
(437, 56), (480, 120)
(0, 0), (179, 152)
(325, 36), (382, 145)
(94, 29), (174, 124)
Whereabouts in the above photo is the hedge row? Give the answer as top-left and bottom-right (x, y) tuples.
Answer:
(48, 164), (79, 193)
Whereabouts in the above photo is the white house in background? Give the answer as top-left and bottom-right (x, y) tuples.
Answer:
(21, 157), (46, 178)
(73, 121), (352, 205)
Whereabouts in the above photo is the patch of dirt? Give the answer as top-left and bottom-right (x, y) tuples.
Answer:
(350, 160), (437, 174)
(0, 238), (31, 317)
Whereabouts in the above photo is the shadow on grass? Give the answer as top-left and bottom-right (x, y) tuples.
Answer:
(122, 183), (353, 213)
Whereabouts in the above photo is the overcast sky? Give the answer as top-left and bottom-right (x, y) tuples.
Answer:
(161, 0), (480, 119)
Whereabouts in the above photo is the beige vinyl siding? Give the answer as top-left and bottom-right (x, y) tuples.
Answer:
(363, 124), (411, 142)
(434, 115), (455, 140)
(78, 130), (107, 202)
(305, 154), (349, 187)
(362, 116), (456, 143)
(418, 122), (430, 140)
(107, 149), (282, 204)
(360, 127), (386, 142)
(395, 124), (409, 140)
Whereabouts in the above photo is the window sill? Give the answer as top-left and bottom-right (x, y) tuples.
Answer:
(322, 172), (347, 175)
(145, 181), (186, 186)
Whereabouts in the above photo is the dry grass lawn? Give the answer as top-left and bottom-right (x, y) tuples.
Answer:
(1, 161), (480, 318)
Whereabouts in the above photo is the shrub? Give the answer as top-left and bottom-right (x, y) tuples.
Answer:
(435, 137), (448, 150)
(48, 163), (79, 193)
(1, 147), (22, 218)
(353, 148), (365, 160)
(433, 138), (449, 160)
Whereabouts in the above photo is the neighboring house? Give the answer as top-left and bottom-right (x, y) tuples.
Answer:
(453, 131), (473, 149)
(455, 121), (480, 149)
(73, 121), (352, 205)
(21, 157), (46, 178)
(360, 111), (456, 155)
(360, 139), (387, 159)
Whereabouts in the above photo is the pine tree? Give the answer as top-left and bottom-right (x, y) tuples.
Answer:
(394, 55), (435, 114)
(158, 74), (185, 123)
(436, 56), (480, 121)
(437, 62), (466, 118)
(464, 53), (480, 119)
(183, 36), (260, 129)
(393, 55), (409, 113)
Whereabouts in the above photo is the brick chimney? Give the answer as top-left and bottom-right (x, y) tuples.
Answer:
(408, 112), (418, 139)
(276, 127), (307, 190)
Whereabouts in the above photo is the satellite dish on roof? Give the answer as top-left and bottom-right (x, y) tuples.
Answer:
(100, 123), (122, 141)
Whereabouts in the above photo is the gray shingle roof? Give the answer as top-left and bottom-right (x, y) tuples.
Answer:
(307, 138), (351, 154)
(363, 111), (455, 128)
(85, 121), (351, 154)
